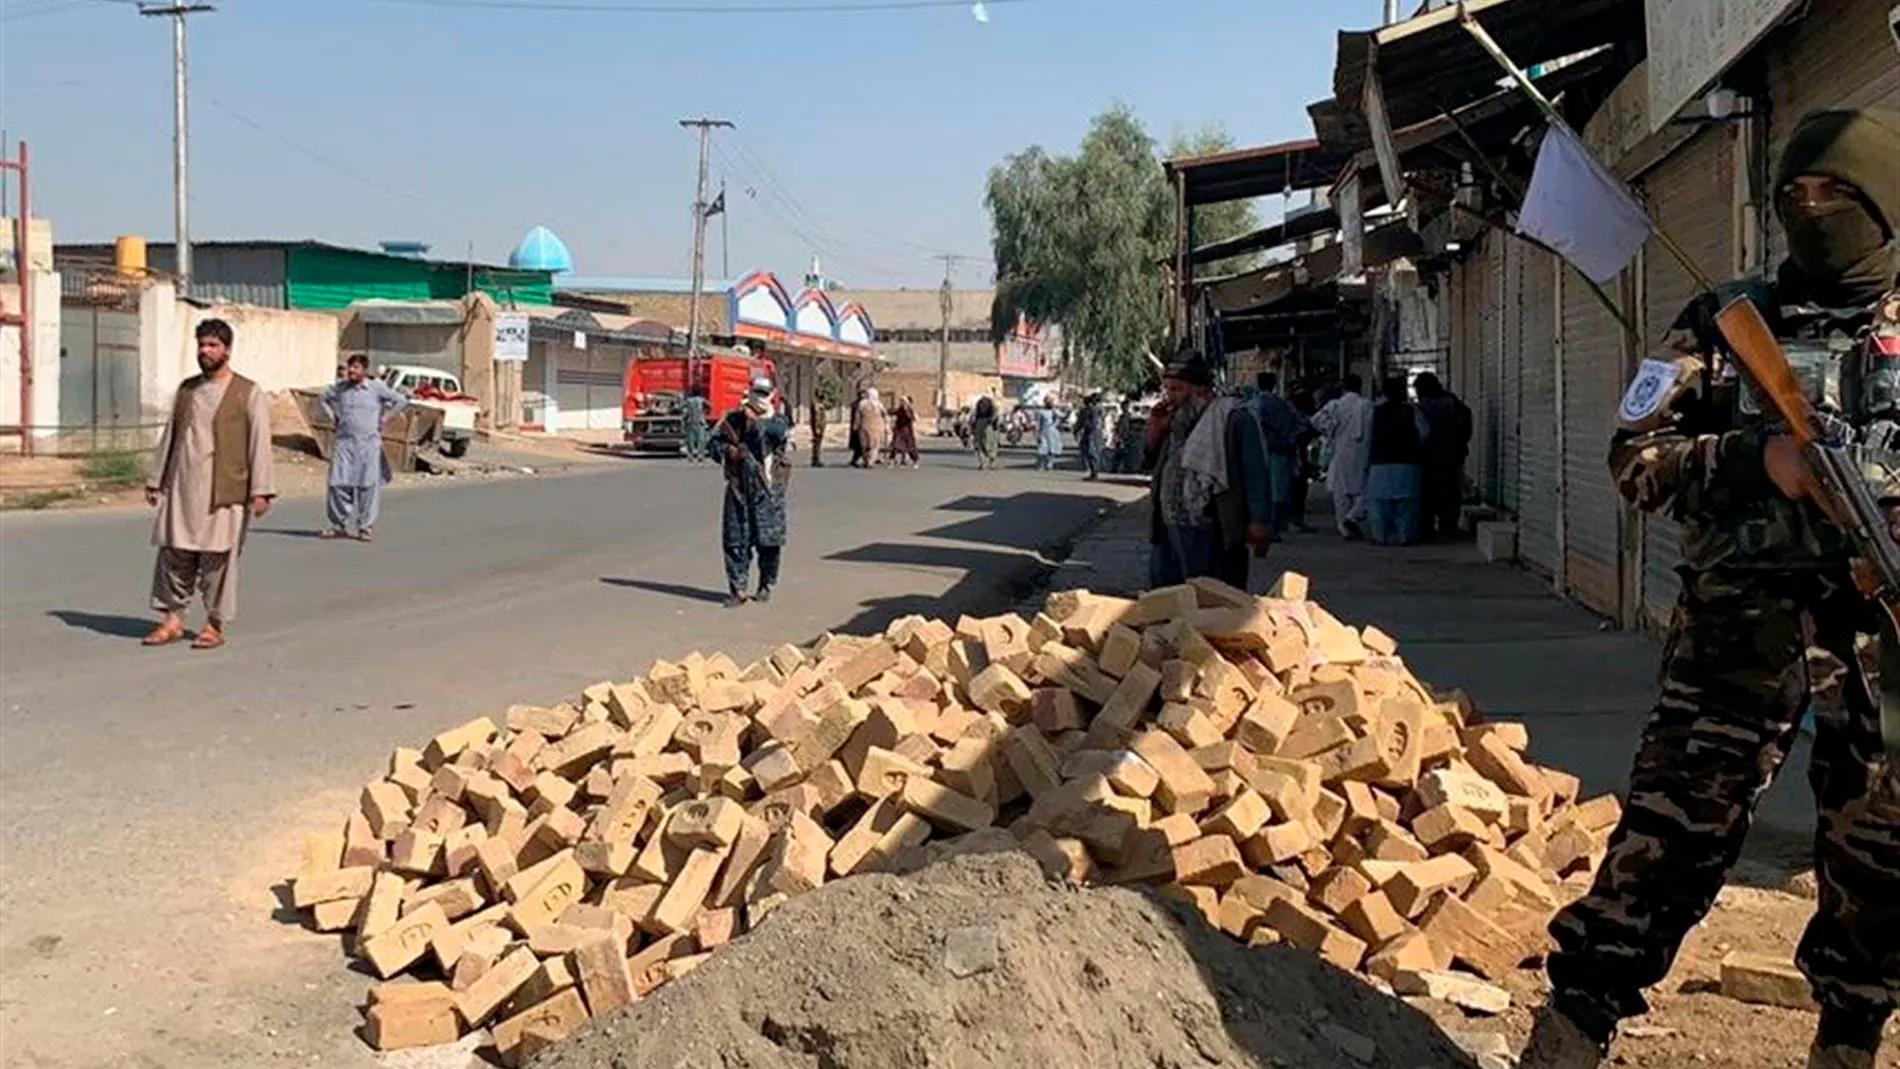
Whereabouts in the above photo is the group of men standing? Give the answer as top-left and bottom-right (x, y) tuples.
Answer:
(1309, 371), (1471, 545)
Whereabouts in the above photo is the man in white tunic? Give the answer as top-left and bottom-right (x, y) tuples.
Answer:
(142, 318), (277, 650)
(1310, 373), (1374, 539)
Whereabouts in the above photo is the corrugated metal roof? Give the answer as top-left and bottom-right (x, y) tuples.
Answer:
(350, 300), (466, 326)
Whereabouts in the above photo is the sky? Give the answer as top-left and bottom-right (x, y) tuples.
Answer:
(0, 0), (1388, 289)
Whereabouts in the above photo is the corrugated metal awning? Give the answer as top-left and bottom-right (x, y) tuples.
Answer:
(350, 301), (466, 327)
(1162, 137), (1355, 207)
(1326, 0), (1643, 156)
(1206, 220), (1421, 316)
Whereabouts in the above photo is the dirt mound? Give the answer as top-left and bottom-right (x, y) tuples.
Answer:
(534, 839), (1476, 1069)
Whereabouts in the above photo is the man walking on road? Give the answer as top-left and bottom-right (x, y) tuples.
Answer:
(1251, 372), (1312, 535)
(681, 388), (712, 463)
(1414, 372), (1472, 540)
(1311, 374), (1373, 538)
(1521, 108), (1900, 1069)
(713, 378), (791, 607)
(141, 318), (276, 650)
(320, 353), (407, 542)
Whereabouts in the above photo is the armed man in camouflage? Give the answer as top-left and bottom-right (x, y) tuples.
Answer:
(1523, 110), (1900, 1069)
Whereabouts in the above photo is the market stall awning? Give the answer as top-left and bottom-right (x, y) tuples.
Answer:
(1325, 0), (1643, 156)
(1162, 137), (1354, 207)
(1206, 220), (1421, 316)
(1332, 45), (1632, 211)
(1189, 206), (1342, 268)
(1222, 285), (1372, 351)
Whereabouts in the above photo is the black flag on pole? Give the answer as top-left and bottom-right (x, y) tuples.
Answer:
(703, 190), (726, 219)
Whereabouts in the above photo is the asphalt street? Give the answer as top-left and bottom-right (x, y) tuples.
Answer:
(0, 443), (1144, 1069)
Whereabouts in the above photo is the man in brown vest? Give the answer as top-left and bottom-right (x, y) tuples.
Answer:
(142, 318), (277, 650)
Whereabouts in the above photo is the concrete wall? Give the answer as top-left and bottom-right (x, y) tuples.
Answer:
(870, 369), (1001, 414)
(140, 282), (341, 405)
(0, 270), (63, 441)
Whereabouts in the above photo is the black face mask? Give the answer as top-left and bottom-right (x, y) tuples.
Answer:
(1781, 195), (1889, 280)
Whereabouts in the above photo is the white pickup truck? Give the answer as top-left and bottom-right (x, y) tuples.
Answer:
(381, 365), (479, 458)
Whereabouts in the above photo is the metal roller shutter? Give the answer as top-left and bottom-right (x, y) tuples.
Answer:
(1764, 0), (1900, 266)
(1639, 127), (1735, 629)
(1560, 260), (1627, 617)
(1517, 248), (1561, 577)
(1496, 238), (1524, 515)
(1476, 238), (1507, 508)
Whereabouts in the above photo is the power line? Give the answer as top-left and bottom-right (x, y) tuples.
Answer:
(204, 97), (424, 203)
(354, 0), (1052, 13)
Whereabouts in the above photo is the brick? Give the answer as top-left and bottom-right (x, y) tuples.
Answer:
(600, 878), (664, 931)
(360, 901), (450, 979)
(1392, 969), (1511, 1015)
(308, 896), (362, 932)
(856, 745), (933, 801)
(694, 907), (740, 950)
(1130, 731), (1217, 815)
(1158, 659), (1196, 703)
(292, 865), (375, 909)
(1365, 930), (1444, 983)
(1086, 661), (1164, 748)
(1097, 624), (1143, 678)
(623, 703), (686, 760)
(457, 946), (539, 1027)
(1366, 820), (1431, 864)
(1311, 789), (1348, 841)
(968, 663), (1033, 719)
(423, 716), (498, 770)
(1418, 893), (1530, 980)
(790, 698), (871, 774)
(361, 781), (413, 841)
(747, 744), (805, 792)
(353, 870), (406, 939)
(1412, 803), (1490, 853)
(1262, 897), (1368, 972)
(1417, 766), (1510, 823)
(508, 850), (587, 934)
(341, 812), (384, 868)
(1216, 891), (1268, 940)
(900, 777), (995, 832)
(508, 703), (580, 738)
(829, 639), (900, 693)
(1719, 952), (1816, 1011)
(573, 931), (638, 1017)
(830, 797), (907, 877)
(1158, 702), (1225, 751)
(1338, 891), (1411, 948)
(1164, 883), (1222, 926)
(1035, 644), (1120, 705)
(1369, 696), (1426, 788)
(364, 998), (460, 1051)
(389, 829), (444, 878)
(667, 796), (746, 850)
(404, 876), (485, 922)
(1023, 830), (1096, 884)
(1201, 790), (1271, 841)
(1001, 727), (1064, 800)
(1235, 693), (1300, 756)
(492, 988), (588, 1068)
(1251, 769), (1315, 824)
(1240, 820), (1313, 868)
(1172, 835), (1247, 887)
(538, 722), (621, 779)
(525, 923), (602, 957)
(474, 837), (520, 898)
(1280, 715), (1355, 763)
(1465, 843), (1560, 909)
(1309, 867), (1373, 918)
(1466, 732), (1550, 800)
(1031, 688), (1084, 733)
(1388, 853), (1479, 918)
(937, 733), (999, 804)
(1572, 793), (1623, 834)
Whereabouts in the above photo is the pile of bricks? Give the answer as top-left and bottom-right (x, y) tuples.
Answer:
(289, 572), (1622, 1062)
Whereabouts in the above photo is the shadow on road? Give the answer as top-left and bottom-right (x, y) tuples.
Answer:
(253, 527), (334, 540)
(599, 577), (731, 604)
(45, 610), (155, 639)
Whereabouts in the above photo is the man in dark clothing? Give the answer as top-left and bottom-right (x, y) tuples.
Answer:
(713, 382), (791, 607)
(1413, 372), (1473, 540)
(1252, 372), (1312, 536)
(1147, 355), (1273, 588)
(1521, 108), (1900, 1069)
(1288, 387), (1319, 532)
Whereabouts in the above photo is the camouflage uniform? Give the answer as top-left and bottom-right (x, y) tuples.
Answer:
(1541, 281), (1900, 1053)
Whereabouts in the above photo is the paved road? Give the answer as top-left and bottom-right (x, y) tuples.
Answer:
(0, 443), (1143, 1069)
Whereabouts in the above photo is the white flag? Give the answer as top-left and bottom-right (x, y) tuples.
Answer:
(1516, 123), (1654, 285)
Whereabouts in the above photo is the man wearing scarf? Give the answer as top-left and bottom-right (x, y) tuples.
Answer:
(712, 377), (790, 607)
(1146, 354), (1273, 588)
(1523, 110), (1900, 1069)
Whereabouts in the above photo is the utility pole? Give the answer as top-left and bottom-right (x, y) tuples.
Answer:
(934, 254), (960, 419)
(141, 3), (214, 296)
(719, 176), (730, 280)
(679, 118), (733, 391)
(1383, 0), (1401, 24)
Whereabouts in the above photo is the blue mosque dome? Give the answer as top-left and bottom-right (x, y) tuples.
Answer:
(510, 226), (574, 273)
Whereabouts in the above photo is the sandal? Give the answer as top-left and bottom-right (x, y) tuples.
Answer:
(356, 529), (374, 543)
(142, 618), (186, 647)
(191, 626), (227, 650)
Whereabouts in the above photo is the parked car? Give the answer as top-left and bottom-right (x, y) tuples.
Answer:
(380, 365), (479, 458)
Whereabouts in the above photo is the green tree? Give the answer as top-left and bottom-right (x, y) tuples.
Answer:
(986, 106), (1259, 390)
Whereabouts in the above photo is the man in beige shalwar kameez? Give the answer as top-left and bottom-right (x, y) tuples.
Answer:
(142, 318), (277, 650)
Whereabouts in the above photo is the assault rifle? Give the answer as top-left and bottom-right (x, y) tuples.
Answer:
(1716, 296), (1900, 760)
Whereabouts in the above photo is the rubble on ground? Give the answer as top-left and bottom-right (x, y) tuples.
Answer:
(289, 572), (1623, 1065)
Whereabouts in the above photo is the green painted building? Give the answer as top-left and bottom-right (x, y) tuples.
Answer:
(53, 240), (554, 310)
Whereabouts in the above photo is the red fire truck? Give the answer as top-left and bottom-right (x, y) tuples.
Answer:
(621, 352), (778, 452)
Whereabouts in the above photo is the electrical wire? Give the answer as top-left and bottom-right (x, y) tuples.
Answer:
(352, 0), (1049, 14)
(205, 96), (425, 203)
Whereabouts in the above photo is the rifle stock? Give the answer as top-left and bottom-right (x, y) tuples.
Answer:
(1715, 298), (1817, 446)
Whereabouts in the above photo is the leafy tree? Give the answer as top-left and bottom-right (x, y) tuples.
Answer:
(986, 106), (1260, 389)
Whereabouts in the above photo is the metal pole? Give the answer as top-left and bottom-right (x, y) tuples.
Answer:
(678, 117), (732, 394)
(143, 4), (213, 295)
(17, 142), (32, 457)
(720, 177), (730, 280)
(936, 254), (956, 418)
